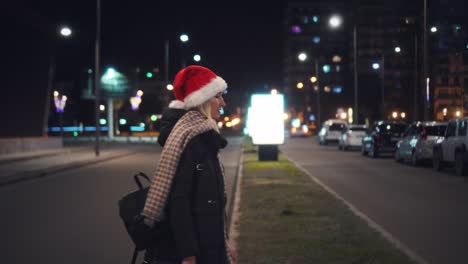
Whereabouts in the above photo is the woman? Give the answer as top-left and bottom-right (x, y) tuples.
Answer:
(142, 65), (237, 264)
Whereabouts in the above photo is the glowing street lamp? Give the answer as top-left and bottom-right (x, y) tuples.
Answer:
(329, 15), (342, 29)
(193, 54), (201, 62)
(298, 52), (307, 62)
(59, 26), (72, 37)
(180, 34), (189, 42)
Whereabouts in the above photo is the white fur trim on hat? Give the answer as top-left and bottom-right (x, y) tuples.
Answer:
(168, 100), (186, 109)
(183, 76), (227, 109)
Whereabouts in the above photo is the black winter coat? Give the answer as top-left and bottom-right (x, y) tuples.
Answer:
(146, 109), (228, 264)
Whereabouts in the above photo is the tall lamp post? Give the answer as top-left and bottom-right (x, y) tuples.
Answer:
(43, 26), (72, 137)
(179, 33), (189, 68)
(372, 57), (386, 119)
(164, 33), (190, 87)
(94, 0), (101, 156)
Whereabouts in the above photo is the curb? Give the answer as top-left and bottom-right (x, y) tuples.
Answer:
(283, 151), (430, 264)
(228, 145), (244, 249)
(0, 150), (140, 188)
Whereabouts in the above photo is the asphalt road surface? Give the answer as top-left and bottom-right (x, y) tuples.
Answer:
(0, 136), (242, 264)
(281, 136), (468, 264)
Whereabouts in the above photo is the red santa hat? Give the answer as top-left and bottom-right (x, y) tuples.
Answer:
(168, 65), (227, 109)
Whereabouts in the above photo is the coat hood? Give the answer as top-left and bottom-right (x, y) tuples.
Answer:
(157, 108), (188, 146)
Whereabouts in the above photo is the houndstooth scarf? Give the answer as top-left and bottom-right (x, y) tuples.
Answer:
(142, 110), (217, 225)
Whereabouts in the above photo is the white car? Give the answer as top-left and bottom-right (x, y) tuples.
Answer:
(318, 119), (348, 145)
(338, 124), (367, 150)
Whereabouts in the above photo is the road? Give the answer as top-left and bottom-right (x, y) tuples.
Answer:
(0, 136), (242, 264)
(281, 136), (468, 264)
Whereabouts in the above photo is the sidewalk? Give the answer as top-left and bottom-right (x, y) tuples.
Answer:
(0, 144), (142, 187)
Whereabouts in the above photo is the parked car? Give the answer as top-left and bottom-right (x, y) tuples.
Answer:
(361, 121), (408, 158)
(318, 119), (348, 145)
(433, 118), (468, 176)
(394, 121), (447, 165)
(338, 124), (367, 150)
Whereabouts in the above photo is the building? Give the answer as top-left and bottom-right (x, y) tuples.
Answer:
(429, 0), (468, 120)
(283, 1), (349, 127)
(352, 0), (418, 123)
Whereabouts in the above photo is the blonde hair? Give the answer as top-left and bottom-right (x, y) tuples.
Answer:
(194, 100), (220, 132)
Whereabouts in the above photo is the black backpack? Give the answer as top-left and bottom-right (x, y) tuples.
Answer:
(118, 172), (162, 264)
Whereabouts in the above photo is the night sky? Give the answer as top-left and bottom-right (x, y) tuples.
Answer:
(2, 0), (288, 136)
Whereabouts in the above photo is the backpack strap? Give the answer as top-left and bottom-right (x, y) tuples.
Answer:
(130, 247), (138, 264)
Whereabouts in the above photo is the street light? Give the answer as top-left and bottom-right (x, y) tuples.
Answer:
(94, 0), (102, 156)
(371, 54), (385, 119)
(43, 26), (73, 138)
(180, 34), (189, 42)
(59, 26), (72, 37)
(298, 52), (307, 61)
(193, 54), (201, 62)
(328, 15), (343, 28)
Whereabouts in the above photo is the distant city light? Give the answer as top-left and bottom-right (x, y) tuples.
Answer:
(87, 68), (93, 74)
(313, 36), (321, 44)
(298, 52), (307, 61)
(332, 55), (342, 63)
(150, 115), (158, 122)
(392, 111), (398, 119)
(99, 104), (105, 112)
(99, 118), (107, 125)
(137, 90), (144, 97)
(322, 64), (331, 73)
(401, 112), (406, 119)
(324, 86), (331, 93)
(456, 110), (461, 117)
(166, 84), (174, 91)
(106, 68), (116, 78)
(310, 76), (317, 83)
(291, 25), (301, 33)
(271, 89), (278, 95)
(296, 82), (304, 89)
(193, 54), (201, 62)
(332, 86), (343, 94)
(372, 63), (380, 70)
(146, 72), (153, 78)
(312, 16), (319, 23)
(119, 119), (127, 125)
(395, 46), (401, 53)
(430, 26), (438, 33)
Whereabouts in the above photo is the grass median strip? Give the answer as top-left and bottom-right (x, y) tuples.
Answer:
(235, 149), (416, 264)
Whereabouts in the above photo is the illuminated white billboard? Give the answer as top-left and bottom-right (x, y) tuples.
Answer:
(248, 94), (285, 145)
